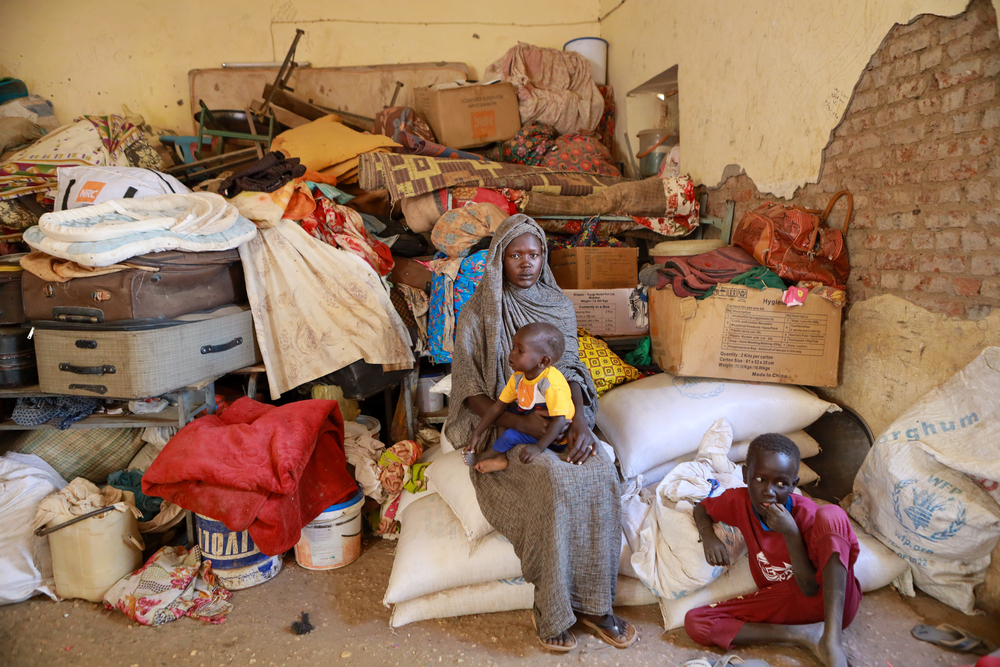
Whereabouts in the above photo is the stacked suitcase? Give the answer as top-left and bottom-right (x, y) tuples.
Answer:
(20, 249), (261, 398)
(0, 254), (35, 388)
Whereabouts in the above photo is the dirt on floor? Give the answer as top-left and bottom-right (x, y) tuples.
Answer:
(1, 538), (998, 667)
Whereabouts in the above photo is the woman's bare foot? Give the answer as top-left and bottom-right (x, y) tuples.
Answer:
(474, 456), (509, 473)
(540, 629), (575, 650)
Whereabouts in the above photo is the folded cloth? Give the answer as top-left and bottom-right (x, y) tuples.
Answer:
(702, 265), (786, 298)
(430, 202), (508, 256)
(19, 250), (154, 283)
(656, 246), (760, 298)
(521, 175), (699, 220)
(142, 398), (356, 556)
(271, 115), (399, 172)
(344, 420), (386, 503)
(107, 469), (162, 522)
(34, 477), (141, 530)
(499, 123), (620, 177)
(13, 396), (98, 430)
(220, 151), (306, 198)
(103, 545), (233, 626)
(374, 107), (436, 143)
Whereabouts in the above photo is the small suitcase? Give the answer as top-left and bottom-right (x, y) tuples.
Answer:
(22, 249), (245, 324)
(0, 254), (27, 325)
(33, 306), (260, 398)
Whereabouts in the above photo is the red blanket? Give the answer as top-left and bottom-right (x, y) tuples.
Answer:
(143, 398), (355, 556)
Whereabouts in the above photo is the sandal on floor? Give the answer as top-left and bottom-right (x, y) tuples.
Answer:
(682, 656), (772, 667)
(531, 614), (576, 653)
(580, 614), (638, 649)
(912, 624), (997, 656)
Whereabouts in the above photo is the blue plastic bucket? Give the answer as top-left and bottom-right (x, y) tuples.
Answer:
(195, 514), (282, 590)
(294, 488), (365, 570)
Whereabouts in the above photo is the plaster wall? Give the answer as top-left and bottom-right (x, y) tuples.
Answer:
(600, 0), (982, 197)
(0, 0), (599, 131)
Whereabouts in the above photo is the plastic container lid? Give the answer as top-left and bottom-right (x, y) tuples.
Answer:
(320, 486), (364, 513)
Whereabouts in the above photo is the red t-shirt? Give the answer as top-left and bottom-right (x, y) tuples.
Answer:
(701, 488), (860, 591)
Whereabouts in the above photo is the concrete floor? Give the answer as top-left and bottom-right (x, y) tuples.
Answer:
(1, 538), (998, 667)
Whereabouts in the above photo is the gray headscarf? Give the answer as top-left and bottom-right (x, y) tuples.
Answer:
(446, 214), (598, 452)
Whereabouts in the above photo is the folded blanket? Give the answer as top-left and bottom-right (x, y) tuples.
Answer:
(220, 151), (306, 198)
(142, 398), (355, 556)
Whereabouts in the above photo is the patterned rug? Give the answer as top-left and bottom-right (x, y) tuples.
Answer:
(358, 153), (622, 203)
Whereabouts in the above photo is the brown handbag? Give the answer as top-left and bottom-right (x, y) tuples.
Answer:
(731, 191), (853, 289)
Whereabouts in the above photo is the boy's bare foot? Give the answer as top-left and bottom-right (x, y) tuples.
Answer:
(474, 456), (509, 473)
(817, 630), (849, 667)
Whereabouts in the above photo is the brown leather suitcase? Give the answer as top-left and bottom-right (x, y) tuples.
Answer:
(0, 254), (26, 325)
(389, 256), (433, 293)
(22, 250), (246, 324)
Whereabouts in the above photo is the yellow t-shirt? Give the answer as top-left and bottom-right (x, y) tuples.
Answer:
(498, 366), (576, 422)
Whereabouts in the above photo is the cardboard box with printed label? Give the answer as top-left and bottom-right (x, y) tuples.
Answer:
(413, 83), (521, 149)
(550, 247), (639, 290)
(649, 284), (841, 387)
(564, 288), (648, 337)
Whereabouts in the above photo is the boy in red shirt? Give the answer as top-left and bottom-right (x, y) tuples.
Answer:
(686, 434), (862, 667)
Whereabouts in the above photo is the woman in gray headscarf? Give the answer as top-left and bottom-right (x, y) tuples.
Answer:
(446, 214), (634, 651)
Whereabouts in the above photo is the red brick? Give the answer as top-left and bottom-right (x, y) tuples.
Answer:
(937, 139), (964, 158)
(921, 45), (944, 70)
(852, 90), (879, 112)
(983, 278), (1000, 299)
(972, 256), (1000, 275)
(966, 80), (996, 106)
(912, 231), (936, 249)
(876, 252), (916, 270)
(876, 212), (918, 230)
(977, 210), (1000, 226)
(926, 211), (972, 228)
(914, 143), (941, 161)
(939, 184), (964, 202)
(924, 276), (953, 293)
(972, 28), (999, 53)
(935, 230), (961, 248)
(970, 133), (995, 156)
(896, 146), (915, 162)
(962, 230), (988, 251)
(889, 124), (925, 144)
(887, 233), (911, 250)
(891, 31), (932, 59)
(890, 78), (929, 101)
(952, 277), (982, 296)
(892, 189), (915, 206)
(919, 254), (966, 273)
(871, 191), (894, 208)
(893, 101), (918, 123)
(954, 111), (983, 133)
(916, 188), (937, 205)
(826, 139), (845, 157)
(926, 160), (979, 181)
(981, 108), (1000, 128)
(918, 96), (942, 116)
(864, 233), (885, 249)
(880, 272), (903, 290)
(732, 189), (755, 203)
(985, 54), (1000, 77)
(966, 180), (992, 202)
(852, 212), (876, 229)
(935, 60), (982, 88)
(858, 270), (880, 289)
(940, 13), (981, 43)
(852, 251), (875, 269)
(947, 35), (973, 60)
(850, 115), (873, 133)
(847, 134), (882, 154)
(908, 294), (967, 318)
(941, 87), (966, 112)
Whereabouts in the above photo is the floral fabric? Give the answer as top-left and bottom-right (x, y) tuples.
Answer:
(375, 440), (426, 536)
(430, 202), (508, 256)
(499, 123), (620, 177)
(547, 216), (626, 252)
(301, 197), (394, 276)
(103, 545), (233, 626)
(595, 85), (616, 156)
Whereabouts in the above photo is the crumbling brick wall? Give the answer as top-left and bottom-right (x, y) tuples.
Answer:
(702, 0), (1000, 319)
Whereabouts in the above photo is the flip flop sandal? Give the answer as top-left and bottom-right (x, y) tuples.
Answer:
(912, 624), (997, 656)
(531, 614), (576, 653)
(715, 655), (773, 667)
(580, 615), (638, 649)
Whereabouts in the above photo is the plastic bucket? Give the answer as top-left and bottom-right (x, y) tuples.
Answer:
(564, 37), (608, 86)
(46, 507), (144, 602)
(196, 514), (282, 590)
(294, 488), (365, 571)
(355, 415), (381, 442)
(416, 373), (445, 413)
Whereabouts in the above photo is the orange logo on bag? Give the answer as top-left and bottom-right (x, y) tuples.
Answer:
(76, 181), (106, 203)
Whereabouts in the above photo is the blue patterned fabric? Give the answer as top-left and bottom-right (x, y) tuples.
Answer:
(428, 250), (489, 363)
(13, 396), (98, 429)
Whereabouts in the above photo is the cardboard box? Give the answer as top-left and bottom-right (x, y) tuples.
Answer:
(550, 247), (639, 289)
(413, 83), (521, 149)
(649, 284), (841, 387)
(564, 289), (648, 337)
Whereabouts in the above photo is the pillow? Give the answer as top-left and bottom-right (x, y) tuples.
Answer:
(426, 448), (494, 542)
(577, 327), (642, 396)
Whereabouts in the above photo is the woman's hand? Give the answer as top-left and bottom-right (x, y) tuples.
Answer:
(565, 417), (597, 464)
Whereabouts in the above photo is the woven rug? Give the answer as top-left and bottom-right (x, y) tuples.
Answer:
(358, 153), (622, 203)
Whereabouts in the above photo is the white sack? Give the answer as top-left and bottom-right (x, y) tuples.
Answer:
(426, 449), (495, 542)
(55, 166), (188, 211)
(596, 373), (836, 479)
(390, 574), (656, 627)
(0, 453), (68, 605)
(384, 494), (520, 605)
(658, 524), (912, 630)
(729, 430), (821, 463)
